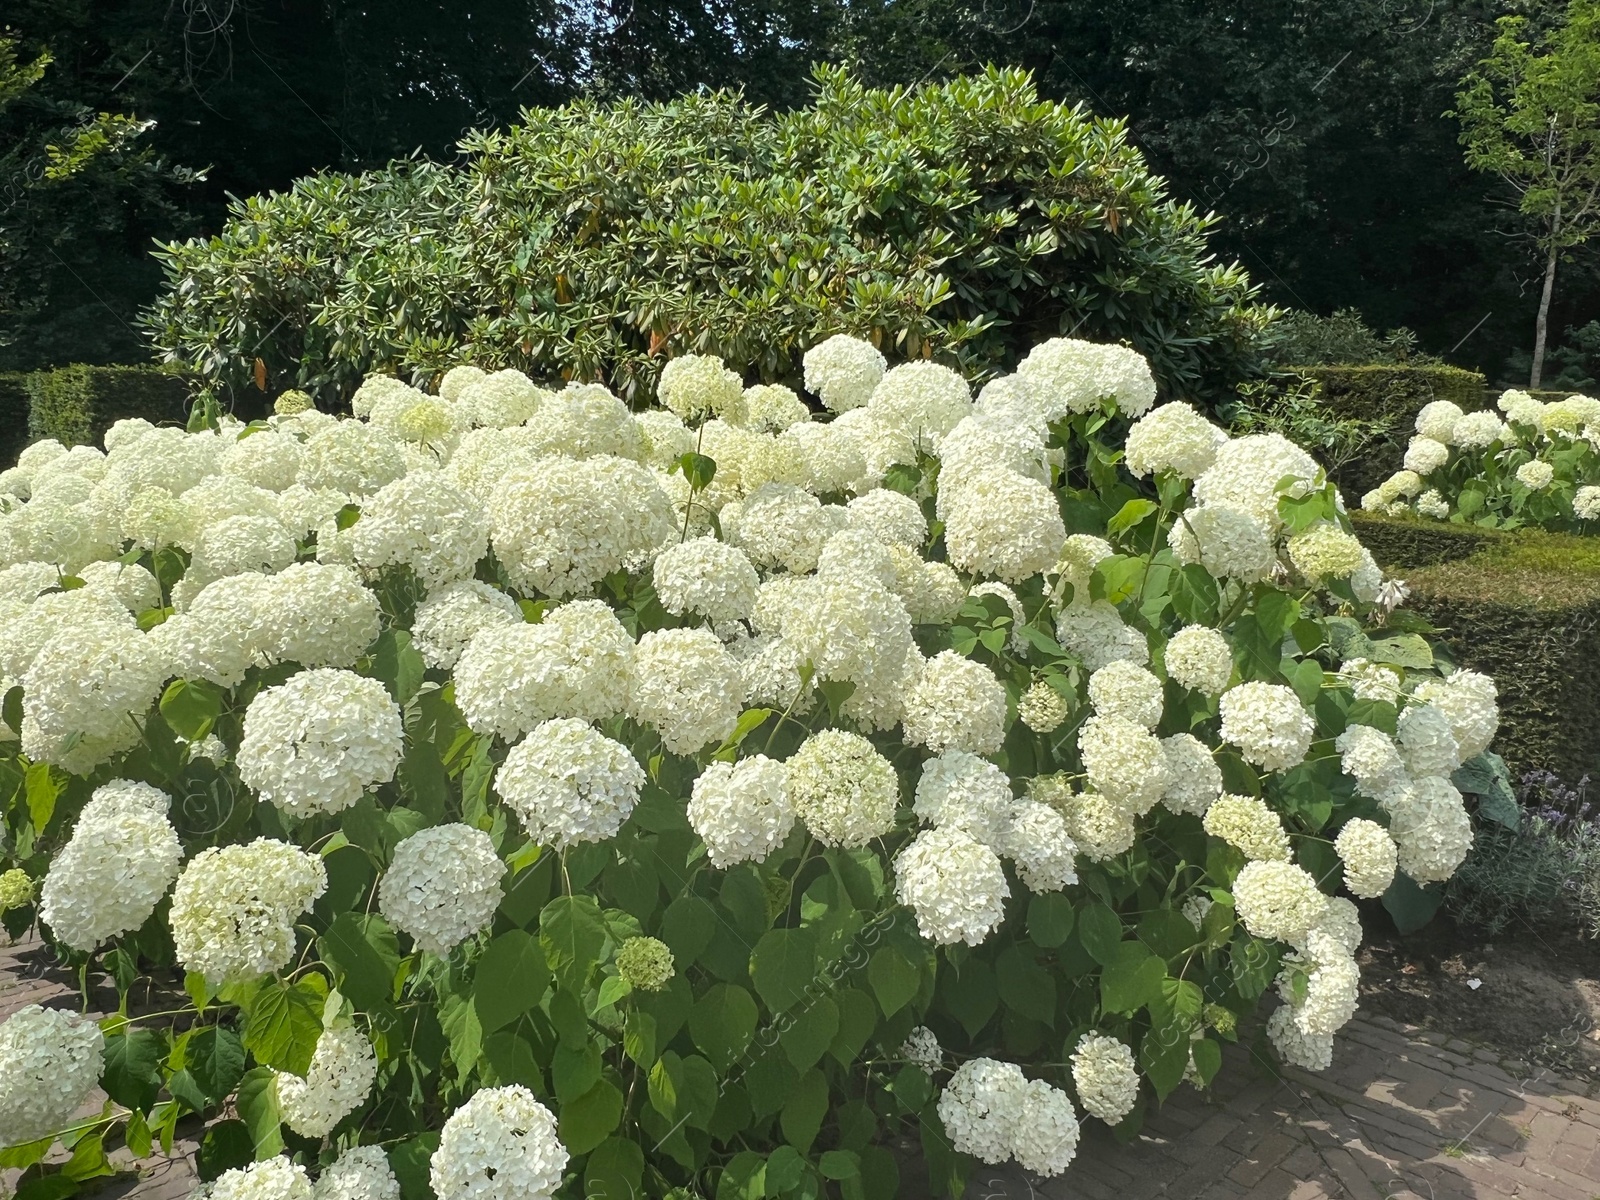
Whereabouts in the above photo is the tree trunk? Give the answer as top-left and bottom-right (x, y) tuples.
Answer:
(1532, 240), (1560, 389)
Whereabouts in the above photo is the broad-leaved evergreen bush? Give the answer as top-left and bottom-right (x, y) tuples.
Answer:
(0, 334), (1508, 1200)
(143, 68), (1273, 412)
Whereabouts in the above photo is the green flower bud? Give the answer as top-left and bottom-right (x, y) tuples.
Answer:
(0, 868), (34, 912)
(616, 936), (675, 992)
(274, 389), (314, 416)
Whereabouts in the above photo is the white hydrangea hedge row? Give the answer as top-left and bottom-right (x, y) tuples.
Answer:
(0, 333), (1508, 1200)
(1363, 390), (1600, 531)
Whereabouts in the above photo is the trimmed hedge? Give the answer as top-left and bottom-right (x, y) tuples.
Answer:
(0, 372), (29, 469)
(24, 364), (194, 449)
(1292, 363), (1487, 496)
(1373, 527), (1600, 782)
(1349, 512), (1508, 569)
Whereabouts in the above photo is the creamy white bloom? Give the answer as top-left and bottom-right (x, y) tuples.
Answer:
(786, 729), (898, 848)
(314, 1146), (401, 1200)
(1415, 400), (1464, 442)
(867, 362), (972, 451)
(496, 719), (644, 848)
(1160, 733), (1223, 816)
(1516, 459), (1555, 489)
(901, 1026), (942, 1075)
(1403, 436), (1450, 475)
(1193, 434), (1320, 527)
(458, 370), (543, 429)
(1202, 793), (1291, 862)
(652, 538), (759, 626)
(1334, 818), (1398, 899)
(1395, 702), (1462, 778)
(430, 1086), (568, 1200)
(1124, 402), (1227, 478)
(1415, 490), (1450, 520)
(298, 421), (406, 495)
(379, 824), (504, 956)
(629, 627), (745, 754)
(1002, 800), (1079, 892)
(1335, 724), (1407, 799)
(1232, 860), (1328, 942)
(259, 563), (382, 669)
(411, 579), (520, 669)
(1056, 788), (1136, 860)
(1087, 659), (1164, 729)
(803, 334), (886, 413)
(1383, 775), (1472, 884)
(1018, 681), (1071, 732)
(1450, 409), (1508, 449)
(77, 559), (160, 613)
(350, 474), (487, 590)
(1011, 1078), (1082, 1177)
(276, 1025), (378, 1137)
(1287, 524), (1364, 582)
(658, 354), (746, 424)
(1219, 682), (1314, 773)
(1576, 485), (1600, 520)
(206, 1158), (314, 1200)
(688, 755), (794, 867)
(938, 414), (1051, 496)
(942, 471), (1066, 582)
(170, 839), (327, 982)
(902, 650), (1007, 754)
(39, 780), (182, 950)
(894, 825), (1009, 946)
(1055, 600), (1148, 671)
(913, 750), (1015, 847)
(1267, 1003), (1333, 1071)
(1338, 658), (1400, 702)
(1078, 714), (1171, 816)
(21, 622), (165, 773)
(938, 1058), (1028, 1164)
(1168, 504), (1275, 581)
(730, 483), (845, 574)
(454, 599), (634, 740)
(1412, 669), (1499, 760)
(238, 669), (403, 817)
(1163, 624), (1233, 695)
(0, 1005), (104, 1148)
(1071, 1033), (1140, 1124)
(780, 569), (913, 700)
(1015, 337), (1156, 419)
(846, 488), (927, 548)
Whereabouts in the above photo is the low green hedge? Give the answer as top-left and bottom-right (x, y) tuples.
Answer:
(1349, 512), (1508, 569)
(0, 372), (30, 470)
(1292, 363), (1488, 496)
(24, 364), (194, 449)
(1387, 530), (1600, 783)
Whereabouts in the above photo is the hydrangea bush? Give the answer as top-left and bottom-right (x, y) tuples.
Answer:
(0, 335), (1507, 1199)
(1362, 390), (1600, 531)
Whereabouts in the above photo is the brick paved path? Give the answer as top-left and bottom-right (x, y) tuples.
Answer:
(6, 935), (1599, 1200)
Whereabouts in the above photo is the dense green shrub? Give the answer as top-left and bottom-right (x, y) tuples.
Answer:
(1349, 512), (1507, 569)
(0, 372), (29, 466)
(1396, 532), (1600, 781)
(1264, 308), (1433, 368)
(144, 67), (1274, 408)
(1289, 364), (1488, 496)
(24, 364), (193, 447)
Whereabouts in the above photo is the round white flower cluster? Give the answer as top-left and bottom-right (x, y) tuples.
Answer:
(894, 825), (1010, 945)
(170, 839), (327, 983)
(1070, 1032), (1141, 1124)
(1202, 793), (1291, 862)
(1163, 624), (1233, 694)
(207, 1157), (314, 1200)
(378, 824), (504, 956)
(688, 755), (794, 867)
(276, 1025), (379, 1137)
(803, 334), (887, 413)
(0, 1005), (104, 1148)
(786, 730), (898, 848)
(1219, 682), (1315, 773)
(495, 719), (645, 848)
(314, 1147), (401, 1200)
(937, 1058), (1081, 1176)
(39, 779), (183, 950)
(430, 1086), (568, 1200)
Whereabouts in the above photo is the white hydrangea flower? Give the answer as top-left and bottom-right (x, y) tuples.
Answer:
(784, 421), (868, 494)
(458, 370), (544, 429)
(911, 560), (967, 625)
(349, 474), (487, 590)
(780, 570), (913, 698)
(901, 1026), (942, 1075)
(845, 488), (927, 549)
(1057, 789), (1136, 860)
(1070, 1033), (1140, 1124)
(657, 354), (746, 426)
(1516, 459), (1554, 489)
(1123, 402), (1227, 478)
(1415, 490), (1450, 520)
(1087, 659), (1164, 729)
(894, 825), (1009, 946)
(1267, 1003), (1333, 1071)
(185, 512), (298, 587)
(628, 628), (745, 754)
(1018, 681), (1071, 733)
(429, 1086), (568, 1200)
(817, 527), (898, 589)
(496, 719), (644, 848)
(207, 1158), (314, 1200)
(633, 410), (694, 471)
(729, 632), (812, 712)
(454, 599), (634, 740)
(1287, 524), (1365, 582)
(77, 560), (160, 613)
(1055, 600), (1148, 671)
(0, 585), (131, 679)
(938, 413), (1051, 496)
(1338, 658), (1400, 702)
(314, 1146), (401, 1200)
(730, 483), (845, 574)
(941, 471), (1066, 582)
(1382, 775), (1473, 884)
(1450, 409), (1507, 449)
(1078, 714), (1171, 816)
(652, 538), (759, 626)
(1402, 436), (1450, 475)
(1334, 818), (1398, 899)
(0, 1005), (105, 1149)
(1014, 337), (1156, 419)
(488, 456), (675, 597)
(411, 579), (520, 669)
(867, 362), (972, 451)
(438, 364), (488, 403)
(1232, 860), (1328, 942)
(740, 383), (810, 433)
(21, 623), (166, 773)
(1219, 682), (1315, 773)
(1202, 793), (1291, 862)
(1411, 670), (1499, 760)
(221, 428), (304, 493)
(785, 730), (898, 848)
(276, 1025), (378, 1138)
(238, 669), (403, 817)
(1192, 434), (1320, 527)
(803, 334), (886, 413)
(913, 750), (1015, 848)
(902, 650), (1007, 755)
(378, 824), (504, 956)
(1011, 1078), (1082, 1177)
(938, 1058), (1028, 1164)
(171, 839), (328, 983)
(1395, 702), (1462, 778)
(1335, 724), (1407, 799)
(39, 780), (182, 951)
(1002, 800), (1079, 892)
(1168, 504), (1275, 581)
(298, 421), (406, 496)
(259, 563), (382, 669)
(1160, 733), (1223, 816)
(1163, 624), (1233, 695)
(688, 755), (794, 868)
(1415, 400), (1464, 442)
(1575, 485), (1600, 520)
